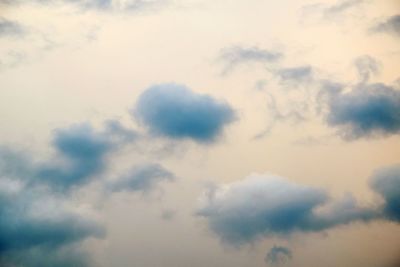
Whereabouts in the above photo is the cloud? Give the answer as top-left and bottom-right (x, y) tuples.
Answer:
(370, 14), (400, 37)
(36, 123), (114, 191)
(301, 0), (365, 21)
(276, 65), (313, 85)
(107, 163), (175, 193)
(0, 0), (171, 13)
(325, 83), (400, 139)
(0, 178), (105, 267)
(323, 0), (364, 18)
(218, 46), (282, 75)
(370, 164), (400, 221)
(265, 246), (292, 266)
(254, 93), (305, 139)
(0, 17), (26, 37)
(1, 121), (135, 192)
(354, 55), (380, 83)
(197, 174), (377, 245)
(133, 83), (236, 143)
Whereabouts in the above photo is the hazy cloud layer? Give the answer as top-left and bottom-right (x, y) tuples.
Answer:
(0, 0), (171, 12)
(197, 174), (378, 245)
(0, 17), (26, 37)
(133, 84), (236, 143)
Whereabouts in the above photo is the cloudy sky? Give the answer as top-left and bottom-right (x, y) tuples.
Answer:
(1, 0), (400, 266)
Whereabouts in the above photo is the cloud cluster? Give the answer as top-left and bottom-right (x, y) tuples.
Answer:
(197, 168), (400, 245)
(0, 121), (137, 266)
(133, 84), (236, 143)
(0, 167), (105, 267)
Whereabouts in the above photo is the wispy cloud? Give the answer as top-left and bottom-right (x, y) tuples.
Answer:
(218, 46), (282, 75)
(265, 246), (292, 266)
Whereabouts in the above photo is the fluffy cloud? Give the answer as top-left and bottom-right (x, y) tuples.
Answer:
(370, 14), (400, 37)
(265, 246), (292, 266)
(107, 163), (175, 193)
(197, 174), (377, 245)
(218, 46), (282, 74)
(133, 84), (236, 143)
(325, 83), (400, 139)
(370, 164), (400, 221)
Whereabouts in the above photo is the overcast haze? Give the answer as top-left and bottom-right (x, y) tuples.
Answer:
(1, 0), (400, 267)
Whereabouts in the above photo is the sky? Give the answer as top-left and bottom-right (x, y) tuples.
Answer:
(0, 0), (400, 267)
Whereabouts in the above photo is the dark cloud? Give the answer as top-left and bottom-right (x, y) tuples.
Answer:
(370, 164), (400, 221)
(0, 178), (105, 267)
(370, 14), (400, 37)
(325, 83), (400, 139)
(265, 246), (292, 266)
(0, 17), (26, 37)
(354, 55), (380, 83)
(107, 163), (175, 193)
(218, 46), (282, 74)
(133, 84), (236, 143)
(197, 174), (377, 245)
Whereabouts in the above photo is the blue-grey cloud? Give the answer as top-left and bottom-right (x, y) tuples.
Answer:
(218, 46), (282, 74)
(133, 84), (236, 143)
(265, 246), (292, 266)
(1, 121), (135, 192)
(36, 123), (114, 191)
(0, 17), (25, 37)
(354, 55), (380, 83)
(197, 174), (378, 245)
(370, 14), (400, 37)
(107, 163), (175, 193)
(0, 179), (105, 267)
(325, 83), (400, 139)
(370, 164), (400, 221)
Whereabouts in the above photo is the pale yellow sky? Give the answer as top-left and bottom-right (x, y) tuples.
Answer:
(0, 1), (400, 267)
